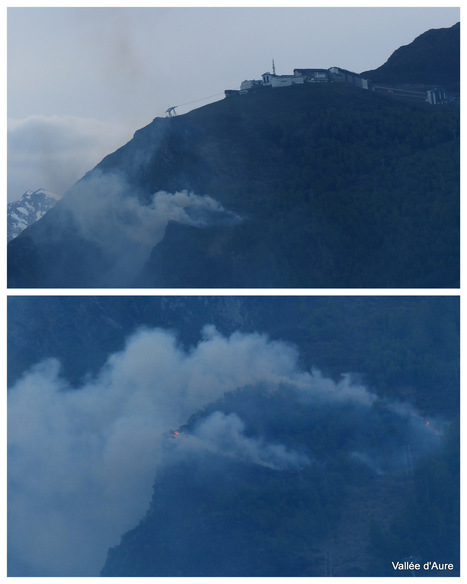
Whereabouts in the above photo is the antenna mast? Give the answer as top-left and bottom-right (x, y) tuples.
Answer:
(272, 58), (276, 75)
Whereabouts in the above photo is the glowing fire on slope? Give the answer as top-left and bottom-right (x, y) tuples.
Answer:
(425, 420), (440, 436)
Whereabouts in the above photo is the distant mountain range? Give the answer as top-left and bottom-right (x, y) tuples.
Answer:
(7, 23), (459, 288)
(7, 189), (59, 243)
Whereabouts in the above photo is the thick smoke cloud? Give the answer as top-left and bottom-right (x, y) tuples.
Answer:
(60, 172), (241, 284)
(8, 326), (298, 576)
(8, 325), (440, 576)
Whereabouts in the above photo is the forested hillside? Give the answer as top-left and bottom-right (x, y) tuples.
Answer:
(8, 81), (459, 288)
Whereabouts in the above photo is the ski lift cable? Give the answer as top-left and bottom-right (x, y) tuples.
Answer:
(174, 92), (225, 109)
(166, 92), (225, 115)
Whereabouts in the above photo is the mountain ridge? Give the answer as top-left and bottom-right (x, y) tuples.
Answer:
(361, 22), (460, 91)
(7, 24), (460, 288)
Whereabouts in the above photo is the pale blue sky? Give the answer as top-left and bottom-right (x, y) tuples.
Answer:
(7, 5), (460, 201)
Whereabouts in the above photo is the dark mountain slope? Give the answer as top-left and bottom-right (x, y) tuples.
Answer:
(101, 384), (459, 577)
(8, 49), (459, 288)
(362, 22), (460, 91)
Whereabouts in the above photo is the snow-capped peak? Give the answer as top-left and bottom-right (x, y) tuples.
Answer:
(7, 188), (60, 242)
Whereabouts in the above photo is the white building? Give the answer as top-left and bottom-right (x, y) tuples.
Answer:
(328, 67), (370, 89)
(426, 88), (448, 105)
(261, 72), (304, 87)
(230, 64), (370, 97)
(294, 68), (330, 82)
(240, 79), (263, 91)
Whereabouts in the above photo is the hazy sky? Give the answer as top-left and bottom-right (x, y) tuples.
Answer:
(7, 4), (460, 201)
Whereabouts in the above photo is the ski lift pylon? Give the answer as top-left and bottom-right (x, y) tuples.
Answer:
(165, 106), (177, 117)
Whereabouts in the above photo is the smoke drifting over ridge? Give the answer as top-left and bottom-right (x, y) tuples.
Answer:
(8, 325), (441, 576)
(58, 171), (241, 285)
(175, 411), (311, 471)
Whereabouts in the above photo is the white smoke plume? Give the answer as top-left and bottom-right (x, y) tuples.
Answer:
(60, 171), (241, 284)
(7, 326), (299, 576)
(7, 325), (440, 576)
(175, 411), (311, 471)
(293, 368), (378, 408)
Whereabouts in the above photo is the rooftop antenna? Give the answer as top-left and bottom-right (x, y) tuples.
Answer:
(272, 58), (276, 76)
